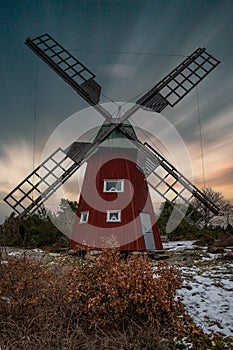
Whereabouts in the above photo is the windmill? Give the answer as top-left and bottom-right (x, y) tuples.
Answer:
(4, 33), (220, 251)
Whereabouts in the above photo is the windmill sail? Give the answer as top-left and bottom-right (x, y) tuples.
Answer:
(138, 142), (219, 226)
(136, 47), (220, 112)
(4, 143), (93, 218)
(26, 33), (101, 104)
(25, 33), (112, 121)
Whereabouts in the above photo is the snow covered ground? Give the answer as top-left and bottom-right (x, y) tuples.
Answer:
(164, 241), (233, 337)
(163, 240), (197, 251)
(180, 263), (233, 337)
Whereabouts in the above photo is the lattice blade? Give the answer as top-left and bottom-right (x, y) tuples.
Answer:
(25, 33), (101, 104)
(65, 141), (95, 163)
(4, 142), (93, 218)
(137, 145), (160, 176)
(141, 142), (219, 227)
(136, 48), (220, 112)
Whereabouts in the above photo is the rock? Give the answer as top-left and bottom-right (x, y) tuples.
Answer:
(194, 240), (207, 247)
(85, 250), (102, 261)
(217, 252), (233, 261)
(183, 284), (192, 290)
(214, 235), (233, 248)
(207, 246), (225, 254)
(67, 248), (87, 257)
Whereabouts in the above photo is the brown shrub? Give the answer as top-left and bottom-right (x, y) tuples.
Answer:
(1, 249), (230, 349)
(63, 250), (183, 332)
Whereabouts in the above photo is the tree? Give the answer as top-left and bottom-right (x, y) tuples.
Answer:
(58, 198), (78, 213)
(192, 187), (230, 228)
(157, 192), (231, 241)
(222, 201), (233, 227)
(0, 212), (22, 246)
(0, 201), (75, 248)
(157, 201), (198, 240)
(50, 199), (78, 238)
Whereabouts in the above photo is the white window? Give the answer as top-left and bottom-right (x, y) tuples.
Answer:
(104, 180), (124, 192)
(106, 210), (121, 222)
(80, 211), (89, 224)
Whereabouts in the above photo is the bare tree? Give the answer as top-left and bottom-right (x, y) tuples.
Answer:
(192, 187), (229, 228)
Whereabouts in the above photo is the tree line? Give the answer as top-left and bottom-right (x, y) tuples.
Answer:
(0, 188), (232, 248)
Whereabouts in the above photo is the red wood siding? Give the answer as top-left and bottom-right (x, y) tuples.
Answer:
(71, 147), (162, 250)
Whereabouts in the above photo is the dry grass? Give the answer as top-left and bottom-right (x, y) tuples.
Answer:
(0, 249), (232, 349)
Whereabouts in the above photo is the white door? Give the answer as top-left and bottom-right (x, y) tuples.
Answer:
(140, 212), (156, 251)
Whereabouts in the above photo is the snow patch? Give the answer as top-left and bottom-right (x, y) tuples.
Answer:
(179, 263), (233, 337)
(163, 240), (197, 250)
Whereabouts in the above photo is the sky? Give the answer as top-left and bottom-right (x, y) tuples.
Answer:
(0, 0), (233, 223)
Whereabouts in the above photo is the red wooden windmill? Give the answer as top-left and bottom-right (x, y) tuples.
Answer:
(4, 33), (220, 251)
(69, 121), (163, 250)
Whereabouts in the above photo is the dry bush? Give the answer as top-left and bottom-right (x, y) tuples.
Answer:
(64, 250), (183, 332)
(1, 249), (231, 349)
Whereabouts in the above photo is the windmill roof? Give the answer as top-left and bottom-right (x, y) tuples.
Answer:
(94, 121), (139, 148)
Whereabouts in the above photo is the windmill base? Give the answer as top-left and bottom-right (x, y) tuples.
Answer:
(68, 245), (169, 261)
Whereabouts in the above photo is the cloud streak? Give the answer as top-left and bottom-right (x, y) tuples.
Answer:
(100, 64), (134, 78)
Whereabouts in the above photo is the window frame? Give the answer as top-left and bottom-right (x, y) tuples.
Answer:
(103, 179), (124, 193)
(106, 210), (121, 222)
(79, 211), (89, 224)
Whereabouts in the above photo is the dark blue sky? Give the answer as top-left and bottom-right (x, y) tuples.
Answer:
(0, 0), (233, 222)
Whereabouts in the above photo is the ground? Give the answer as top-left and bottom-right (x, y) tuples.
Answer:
(1, 240), (233, 343)
(163, 240), (233, 338)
